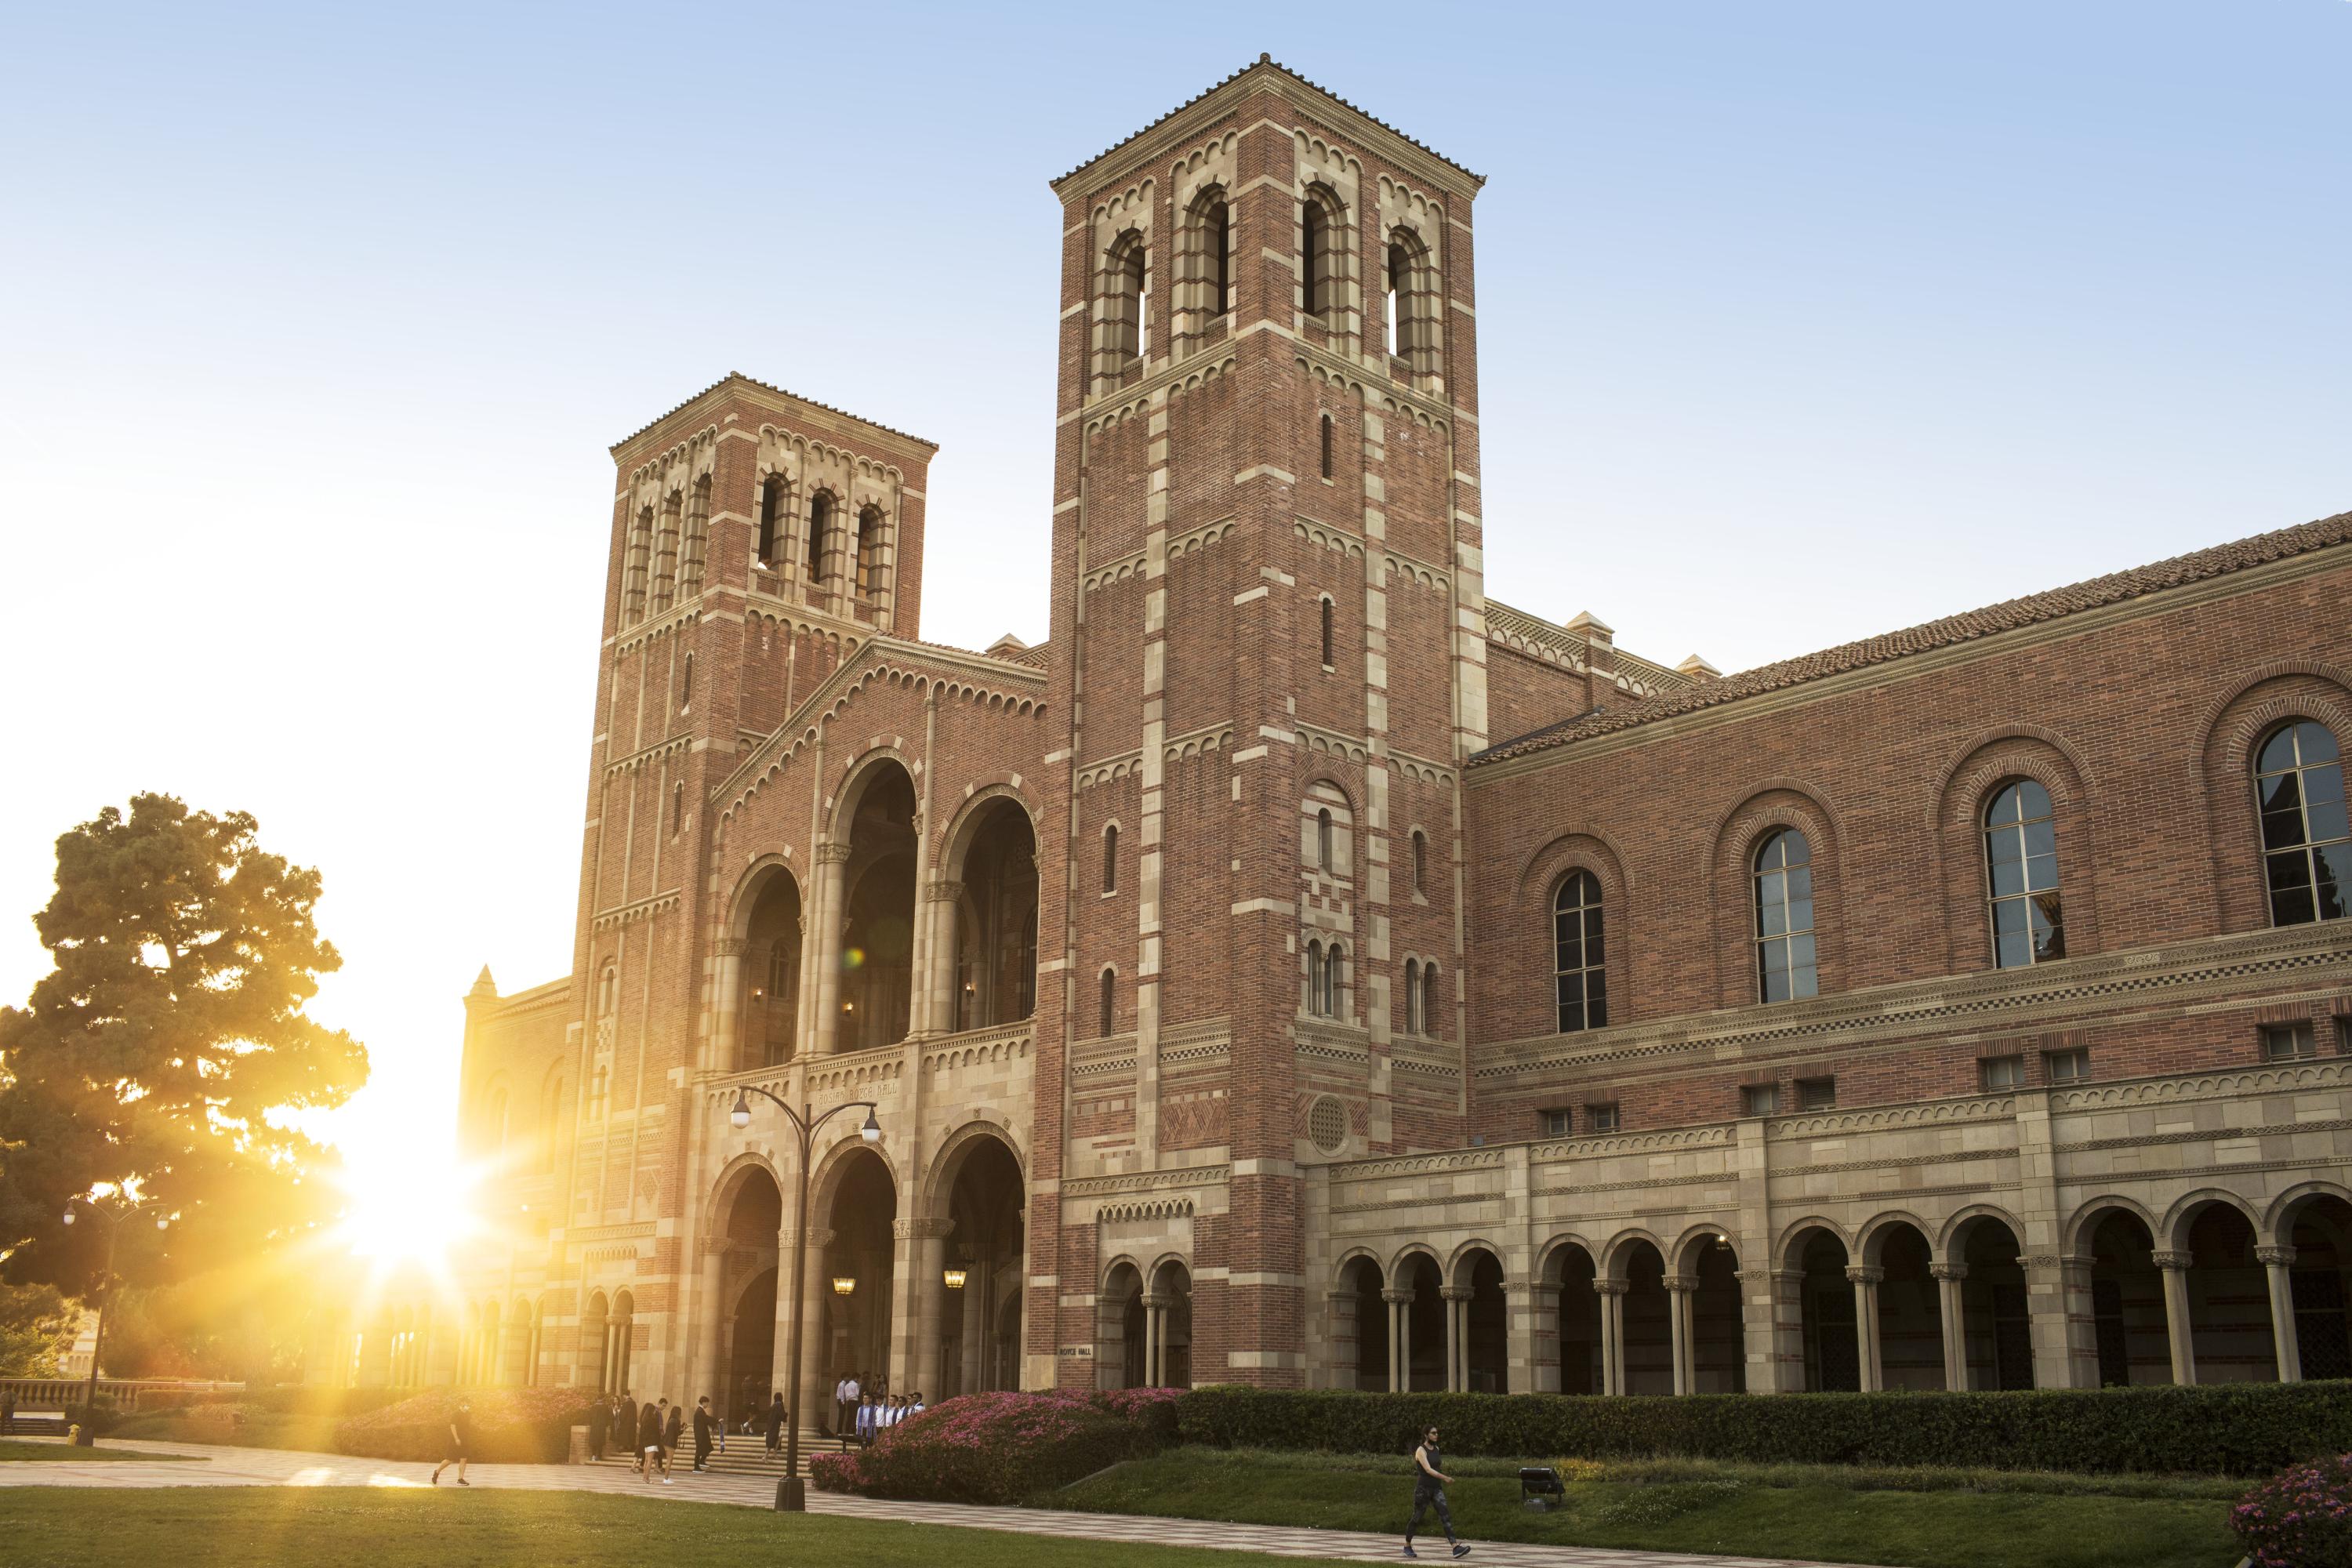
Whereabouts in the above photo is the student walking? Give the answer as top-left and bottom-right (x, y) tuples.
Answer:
(691, 1397), (716, 1472)
(660, 1399), (684, 1479)
(1403, 1425), (1468, 1559)
(587, 1396), (609, 1461)
(766, 1392), (787, 1454)
(429, 1400), (474, 1487)
(635, 1399), (662, 1482)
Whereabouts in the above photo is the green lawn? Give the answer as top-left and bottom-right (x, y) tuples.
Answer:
(109, 1411), (344, 1453)
(0, 1438), (201, 1462)
(1051, 1449), (2247, 1568)
(0, 1488), (1367, 1568)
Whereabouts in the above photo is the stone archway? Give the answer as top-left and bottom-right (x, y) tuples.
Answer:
(1794, 1229), (1858, 1392)
(935, 1133), (1025, 1397)
(951, 797), (1039, 1031)
(1552, 1243), (1602, 1395)
(713, 1163), (783, 1422)
(818, 1148), (898, 1393)
(1101, 1261), (1147, 1390)
(839, 765), (917, 1053)
(2086, 1210), (2168, 1385)
(2283, 1193), (2352, 1380)
(739, 869), (803, 1068)
(1334, 1255), (1387, 1390)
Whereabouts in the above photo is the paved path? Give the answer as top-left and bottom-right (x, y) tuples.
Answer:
(0, 1436), (1885, 1568)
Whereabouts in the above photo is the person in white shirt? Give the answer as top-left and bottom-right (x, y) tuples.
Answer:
(836, 1374), (858, 1439)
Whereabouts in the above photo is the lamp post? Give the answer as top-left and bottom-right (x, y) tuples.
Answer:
(60, 1194), (168, 1446)
(728, 1085), (880, 1512)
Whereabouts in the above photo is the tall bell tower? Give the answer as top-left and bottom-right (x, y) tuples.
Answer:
(1033, 58), (1487, 1387)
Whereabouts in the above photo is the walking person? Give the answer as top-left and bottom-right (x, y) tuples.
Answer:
(838, 1370), (858, 1438)
(765, 1392), (786, 1454)
(660, 1398), (684, 1479)
(855, 1392), (875, 1446)
(1402, 1425), (1468, 1559)
(635, 1399), (661, 1482)
(429, 1399), (474, 1487)
(587, 1395), (609, 1462)
(691, 1396), (716, 1472)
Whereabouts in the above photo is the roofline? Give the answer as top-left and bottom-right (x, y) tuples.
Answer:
(608, 372), (939, 463)
(1050, 55), (1485, 202)
(1468, 506), (2352, 775)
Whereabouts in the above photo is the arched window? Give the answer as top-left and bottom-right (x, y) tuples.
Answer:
(596, 960), (618, 1019)
(680, 652), (693, 710)
(1403, 958), (1421, 1034)
(807, 492), (834, 585)
(1385, 238), (1406, 358)
(1204, 192), (1230, 317)
(1301, 189), (1345, 321)
(1102, 823), (1119, 894)
(757, 475), (786, 566)
(1411, 830), (1428, 897)
(1420, 964), (1439, 1037)
(671, 780), (685, 836)
(1323, 941), (1344, 1018)
(1098, 967), (1117, 1037)
(856, 506), (884, 600)
(1319, 412), (1334, 479)
(1108, 230), (1146, 365)
(1553, 869), (1606, 1033)
(1317, 808), (1334, 871)
(2256, 720), (2350, 927)
(1984, 780), (2063, 967)
(1319, 597), (1335, 667)
(1305, 941), (1325, 1016)
(1753, 829), (1818, 1003)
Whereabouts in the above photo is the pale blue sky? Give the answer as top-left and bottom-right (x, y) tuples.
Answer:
(1, 2), (2345, 1176)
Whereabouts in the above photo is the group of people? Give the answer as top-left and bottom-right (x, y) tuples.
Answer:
(829, 1372), (927, 1446)
(576, 1389), (791, 1482)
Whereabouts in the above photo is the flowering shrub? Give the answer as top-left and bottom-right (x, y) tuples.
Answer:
(811, 1389), (1180, 1504)
(2233, 1452), (2352, 1568)
(332, 1387), (604, 1464)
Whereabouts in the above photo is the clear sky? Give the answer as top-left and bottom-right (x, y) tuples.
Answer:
(2, 2), (2345, 1207)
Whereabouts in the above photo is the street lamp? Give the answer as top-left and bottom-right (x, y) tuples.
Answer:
(60, 1194), (168, 1446)
(728, 1085), (880, 1511)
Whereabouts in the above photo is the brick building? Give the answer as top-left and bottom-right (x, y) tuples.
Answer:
(372, 60), (2352, 1410)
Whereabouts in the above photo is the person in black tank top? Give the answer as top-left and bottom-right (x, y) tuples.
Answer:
(1403, 1425), (1468, 1558)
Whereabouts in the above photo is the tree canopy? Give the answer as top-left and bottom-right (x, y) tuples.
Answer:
(0, 793), (368, 1291)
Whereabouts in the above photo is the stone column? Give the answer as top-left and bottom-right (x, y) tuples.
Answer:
(1520, 1280), (1559, 1394)
(790, 1223), (835, 1423)
(808, 842), (851, 1055)
(1327, 1290), (1359, 1390)
(959, 1246), (986, 1395)
(2153, 1250), (2197, 1387)
(1931, 1263), (1969, 1392)
(920, 879), (964, 1037)
(1382, 1288), (1414, 1392)
(889, 1218), (923, 1396)
(914, 1221), (952, 1400)
(2049, 1251), (2101, 1389)
(696, 1240), (729, 1401)
(2258, 1244), (2302, 1384)
(1662, 1275), (1697, 1396)
(1595, 1279), (1629, 1396)
(1140, 1293), (1167, 1387)
(1847, 1265), (1886, 1393)
(1439, 1286), (1471, 1392)
(709, 937), (748, 1071)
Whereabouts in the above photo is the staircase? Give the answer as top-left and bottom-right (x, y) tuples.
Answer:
(589, 1427), (855, 1480)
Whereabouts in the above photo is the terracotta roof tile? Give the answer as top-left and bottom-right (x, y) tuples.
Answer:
(1471, 508), (2352, 767)
(609, 372), (936, 456)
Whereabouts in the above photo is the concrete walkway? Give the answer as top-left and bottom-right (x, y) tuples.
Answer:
(0, 1436), (1886, 1568)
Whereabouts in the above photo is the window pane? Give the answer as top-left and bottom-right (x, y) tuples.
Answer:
(1987, 784), (2023, 826)
(1991, 856), (2026, 898)
(2264, 807), (2310, 851)
(2034, 895), (2066, 959)
(1761, 963), (1790, 1004)
(1587, 969), (1607, 1010)
(1759, 896), (1787, 938)
(1559, 997), (1584, 1033)
(2259, 727), (2303, 773)
(1791, 964), (1818, 1000)
(1786, 895), (1813, 935)
(1787, 864), (1813, 902)
(2300, 724), (2341, 764)
(2318, 842), (2352, 922)
(1588, 989), (1607, 1029)
(2270, 869), (2318, 926)
(1789, 934), (1817, 996)
(2270, 850), (2316, 895)
(1996, 928), (2031, 969)
(1585, 905), (1605, 946)
(1994, 898), (2027, 935)
(1761, 938), (1789, 973)
(2016, 780), (2053, 819)
(2307, 800), (2350, 847)
(1781, 830), (1811, 866)
(1988, 829), (2023, 866)
(2305, 763), (2346, 808)
(2261, 773), (2304, 818)
(2025, 852), (2060, 894)
(2023, 820), (2057, 861)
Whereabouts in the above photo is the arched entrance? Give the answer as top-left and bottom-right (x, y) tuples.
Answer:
(2086, 1210), (2167, 1385)
(1338, 1255), (1388, 1389)
(1398, 1253), (1443, 1391)
(1618, 1241), (1671, 1396)
(1459, 1249), (1508, 1393)
(1553, 1244), (1602, 1394)
(938, 1134), (1025, 1396)
(1870, 1222), (1942, 1390)
(740, 870), (802, 1068)
(579, 1292), (609, 1389)
(953, 799), (1039, 1030)
(1102, 1261), (1147, 1389)
(717, 1165), (783, 1421)
(2181, 1202), (2275, 1383)
(2283, 1193), (2352, 1380)
(841, 766), (916, 1052)
(820, 1149), (897, 1392)
(1795, 1229), (1859, 1392)
(1955, 1216), (2034, 1390)
(608, 1289), (636, 1396)
(1686, 1236), (1747, 1393)
(1146, 1259), (1194, 1388)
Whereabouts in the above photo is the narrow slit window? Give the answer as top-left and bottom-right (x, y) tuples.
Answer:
(1098, 967), (1116, 1037)
(1102, 823), (1119, 894)
(1319, 413), (1334, 479)
(1411, 830), (1428, 896)
(1317, 808), (1334, 870)
(1319, 597), (1335, 667)
(807, 493), (833, 585)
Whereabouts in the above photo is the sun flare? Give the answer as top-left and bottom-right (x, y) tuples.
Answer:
(329, 1141), (487, 1272)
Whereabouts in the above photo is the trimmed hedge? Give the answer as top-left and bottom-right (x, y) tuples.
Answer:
(1174, 1383), (2352, 1478)
(811, 1388), (1183, 1504)
(332, 1388), (604, 1464)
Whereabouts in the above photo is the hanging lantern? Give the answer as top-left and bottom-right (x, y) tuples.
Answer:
(942, 1267), (967, 1290)
(832, 1276), (857, 1296)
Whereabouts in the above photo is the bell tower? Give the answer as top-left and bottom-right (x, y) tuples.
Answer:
(1033, 58), (1487, 1387)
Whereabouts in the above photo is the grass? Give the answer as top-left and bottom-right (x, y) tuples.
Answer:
(0, 1438), (202, 1462)
(0, 1487), (1369, 1568)
(1050, 1447), (2248, 1568)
